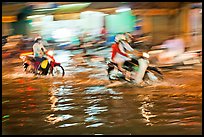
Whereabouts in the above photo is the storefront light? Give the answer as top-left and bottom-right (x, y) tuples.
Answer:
(59, 3), (91, 8)
(52, 28), (72, 40)
(34, 8), (58, 12)
(27, 15), (45, 19)
(116, 7), (131, 13)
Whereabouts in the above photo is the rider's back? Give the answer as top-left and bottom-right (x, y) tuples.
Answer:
(33, 42), (44, 58)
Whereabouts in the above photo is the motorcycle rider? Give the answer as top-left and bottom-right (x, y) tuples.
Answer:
(32, 36), (48, 72)
(111, 34), (148, 85)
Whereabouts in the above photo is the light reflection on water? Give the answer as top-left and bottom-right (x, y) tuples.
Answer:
(138, 95), (157, 126)
(2, 49), (202, 135)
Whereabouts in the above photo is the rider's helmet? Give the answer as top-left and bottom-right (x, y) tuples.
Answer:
(34, 36), (42, 43)
(115, 34), (127, 43)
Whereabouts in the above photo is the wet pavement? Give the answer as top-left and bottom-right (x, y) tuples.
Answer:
(2, 48), (202, 135)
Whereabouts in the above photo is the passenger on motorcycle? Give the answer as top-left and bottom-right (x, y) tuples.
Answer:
(111, 34), (148, 84)
(124, 32), (134, 44)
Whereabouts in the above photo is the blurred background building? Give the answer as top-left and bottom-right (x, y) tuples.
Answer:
(2, 2), (202, 48)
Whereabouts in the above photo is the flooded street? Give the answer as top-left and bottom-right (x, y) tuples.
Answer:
(2, 48), (202, 135)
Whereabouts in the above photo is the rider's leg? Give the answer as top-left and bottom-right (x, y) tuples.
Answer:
(34, 57), (45, 74)
(117, 62), (131, 81)
(135, 58), (149, 84)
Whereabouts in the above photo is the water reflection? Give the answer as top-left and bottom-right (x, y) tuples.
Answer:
(2, 49), (202, 135)
(138, 95), (157, 126)
(48, 85), (75, 111)
(83, 87), (108, 128)
(45, 84), (124, 128)
(46, 114), (73, 125)
(45, 84), (77, 127)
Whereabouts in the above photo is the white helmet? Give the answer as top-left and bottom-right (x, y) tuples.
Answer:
(34, 36), (42, 41)
(115, 34), (126, 43)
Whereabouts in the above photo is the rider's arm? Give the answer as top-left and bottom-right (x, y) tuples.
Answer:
(118, 43), (129, 57)
(121, 41), (143, 57)
(40, 43), (47, 53)
(121, 41), (134, 52)
(128, 49), (143, 57)
(33, 44), (38, 57)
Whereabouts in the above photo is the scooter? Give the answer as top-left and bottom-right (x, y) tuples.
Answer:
(107, 52), (163, 85)
(19, 50), (65, 77)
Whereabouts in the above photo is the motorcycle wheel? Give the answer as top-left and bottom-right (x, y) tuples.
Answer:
(52, 65), (65, 77)
(107, 63), (121, 80)
(24, 63), (35, 74)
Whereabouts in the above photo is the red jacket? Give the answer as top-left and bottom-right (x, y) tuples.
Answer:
(111, 43), (128, 60)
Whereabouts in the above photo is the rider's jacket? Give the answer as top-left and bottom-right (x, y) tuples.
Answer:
(111, 43), (128, 60)
(33, 42), (47, 58)
(111, 41), (134, 60)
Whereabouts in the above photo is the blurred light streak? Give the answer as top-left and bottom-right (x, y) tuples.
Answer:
(2, 16), (17, 23)
(116, 7), (131, 13)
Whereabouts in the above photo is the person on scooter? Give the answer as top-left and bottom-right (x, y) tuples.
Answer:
(111, 34), (133, 81)
(32, 36), (48, 72)
(111, 34), (148, 85)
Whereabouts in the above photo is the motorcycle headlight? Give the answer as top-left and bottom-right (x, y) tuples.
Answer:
(47, 50), (54, 56)
(19, 55), (24, 59)
(143, 52), (150, 58)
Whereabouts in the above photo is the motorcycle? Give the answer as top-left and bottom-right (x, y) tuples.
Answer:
(107, 52), (163, 85)
(148, 47), (202, 69)
(19, 50), (65, 77)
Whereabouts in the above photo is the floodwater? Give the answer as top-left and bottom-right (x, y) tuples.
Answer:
(2, 48), (202, 135)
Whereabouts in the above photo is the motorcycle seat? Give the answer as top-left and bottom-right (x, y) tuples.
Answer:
(26, 55), (36, 62)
